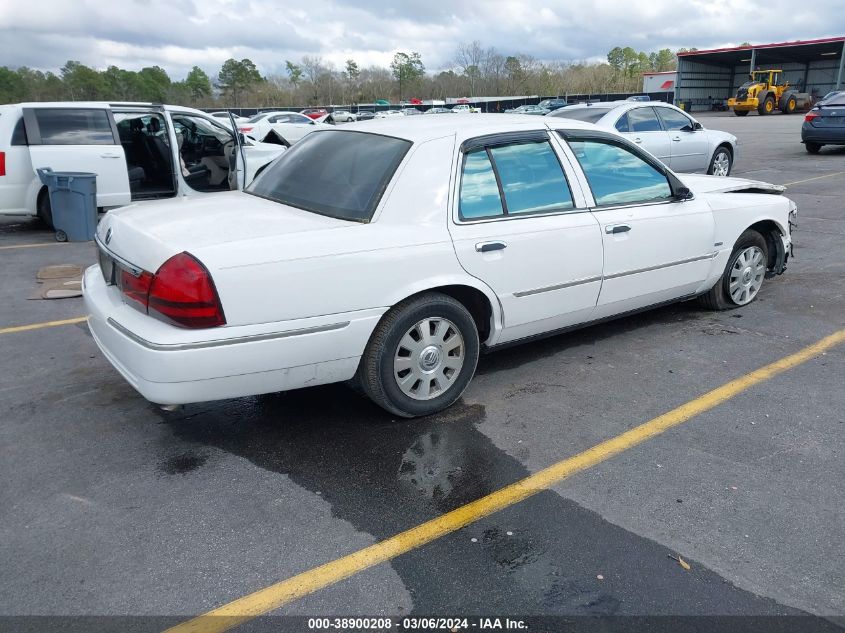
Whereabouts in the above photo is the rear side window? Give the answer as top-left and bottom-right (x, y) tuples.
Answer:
(459, 139), (574, 220)
(656, 107), (694, 131)
(33, 109), (115, 145)
(247, 130), (411, 222)
(548, 107), (609, 124)
(459, 151), (503, 219)
(11, 117), (28, 146)
(627, 107), (663, 132)
(568, 139), (672, 206)
(614, 113), (630, 133)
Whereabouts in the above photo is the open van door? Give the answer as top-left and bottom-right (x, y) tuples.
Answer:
(23, 107), (131, 208)
(228, 112), (247, 190)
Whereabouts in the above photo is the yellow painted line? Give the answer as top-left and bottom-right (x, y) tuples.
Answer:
(782, 171), (845, 187)
(0, 316), (87, 335)
(0, 242), (66, 251)
(165, 329), (845, 633)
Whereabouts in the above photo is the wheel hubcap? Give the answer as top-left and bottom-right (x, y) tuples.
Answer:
(729, 246), (766, 305)
(394, 317), (465, 401)
(713, 152), (730, 176)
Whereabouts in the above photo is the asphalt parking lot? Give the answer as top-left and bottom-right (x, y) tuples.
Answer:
(1, 112), (844, 633)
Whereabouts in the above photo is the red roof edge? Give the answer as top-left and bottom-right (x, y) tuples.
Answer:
(677, 36), (845, 57)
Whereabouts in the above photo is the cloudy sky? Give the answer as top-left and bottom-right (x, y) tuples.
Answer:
(1, 0), (843, 79)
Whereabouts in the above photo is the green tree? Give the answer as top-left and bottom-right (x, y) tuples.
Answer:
(390, 51), (424, 101)
(61, 60), (104, 100)
(0, 67), (26, 103)
(137, 66), (171, 101)
(285, 60), (303, 89)
(654, 48), (676, 72)
(184, 66), (212, 100)
(607, 47), (624, 71)
(217, 58), (263, 106)
(344, 59), (360, 82)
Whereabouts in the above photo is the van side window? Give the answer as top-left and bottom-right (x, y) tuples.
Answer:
(11, 117), (28, 146)
(33, 109), (115, 145)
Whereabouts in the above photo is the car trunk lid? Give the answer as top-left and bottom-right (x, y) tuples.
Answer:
(96, 190), (352, 274)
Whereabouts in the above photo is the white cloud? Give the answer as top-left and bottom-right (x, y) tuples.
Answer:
(0, 0), (842, 79)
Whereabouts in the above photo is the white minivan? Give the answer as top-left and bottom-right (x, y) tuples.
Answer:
(0, 102), (286, 227)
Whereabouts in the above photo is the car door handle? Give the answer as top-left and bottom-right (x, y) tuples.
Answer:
(633, 137), (642, 144)
(605, 224), (631, 234)
(672, 136), (682, 142)
(475, 241), (507, 253)
(100, 153), (122, 158)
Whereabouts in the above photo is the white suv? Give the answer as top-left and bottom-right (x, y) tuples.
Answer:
(0, 102), (285, 227)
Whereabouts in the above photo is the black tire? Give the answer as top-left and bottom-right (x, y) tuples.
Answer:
(757, 95), (775, 116)
(805, 142), (822, 154)
(55, 230), (68, 242)
(359, 292), (480, 418)
(707, 146), (733, 176)
(37, 187), (53, 229)
(733, 110), (749, 117)
(781, 96), (797, 114)
(698, 230), (768, 310)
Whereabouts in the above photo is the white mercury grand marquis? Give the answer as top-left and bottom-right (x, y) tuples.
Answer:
(84, 115), (796, 417)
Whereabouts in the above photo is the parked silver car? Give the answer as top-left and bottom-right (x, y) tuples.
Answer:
(549, 102), (738, 176)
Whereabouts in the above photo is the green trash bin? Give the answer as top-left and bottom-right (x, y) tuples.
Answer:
(36, 168), (98, 242)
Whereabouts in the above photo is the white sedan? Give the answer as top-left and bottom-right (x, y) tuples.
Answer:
(332, 110), (357, 122)
(237, 111), (332, 145)
(375, 110), (404, 119)
(549, 101), (738, 176)
(84, 115), (795, 417)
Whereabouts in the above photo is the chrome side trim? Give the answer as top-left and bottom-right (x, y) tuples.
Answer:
(514, 276), (602, 298)
(106, 318), (350, 351)
(604, 253), (717, 280)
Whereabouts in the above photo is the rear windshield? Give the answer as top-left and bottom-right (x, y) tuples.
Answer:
(247, 113), (268, 123)
(548, 108), (610, 123)
(246, 130), (412, 222)
(822, 95), (845, 106)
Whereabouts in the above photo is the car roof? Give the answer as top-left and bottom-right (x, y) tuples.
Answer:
(344, 113), (603, 144)
(6, 101), (215, 118)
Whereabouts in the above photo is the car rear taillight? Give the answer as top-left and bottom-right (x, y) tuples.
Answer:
(805, 111), (820, 122)
(238, 126), (253, 133)
(119, 268), (154, 310)
(118, 252), (225, 328)
(0, 151), (5, 176)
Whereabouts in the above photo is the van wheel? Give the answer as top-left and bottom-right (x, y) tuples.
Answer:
(698, 230), (768, 310)
(359, 293), (480, 418)
(37, 188), (54, 229)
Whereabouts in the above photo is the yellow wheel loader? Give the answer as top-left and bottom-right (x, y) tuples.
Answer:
(727, 69), (813, 116)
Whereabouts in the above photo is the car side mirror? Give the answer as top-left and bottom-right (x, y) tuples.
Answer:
(692, 122), (703, 131)
(238, 133), (246, 144)
(675, 186), (693, 201)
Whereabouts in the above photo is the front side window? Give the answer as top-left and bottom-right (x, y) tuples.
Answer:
(459, 139), (574, 220)
(627, 107), (663, 132)
(33, 108), (114, 145)
(568, 139), (672, 206)
(656, 107), (694, 131)
(247, 130), (411, 222)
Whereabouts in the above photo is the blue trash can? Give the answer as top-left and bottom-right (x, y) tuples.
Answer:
(36, 168), (98, 242)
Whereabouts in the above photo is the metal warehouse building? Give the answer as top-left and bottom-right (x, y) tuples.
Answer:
(676, 37), (845, 111)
